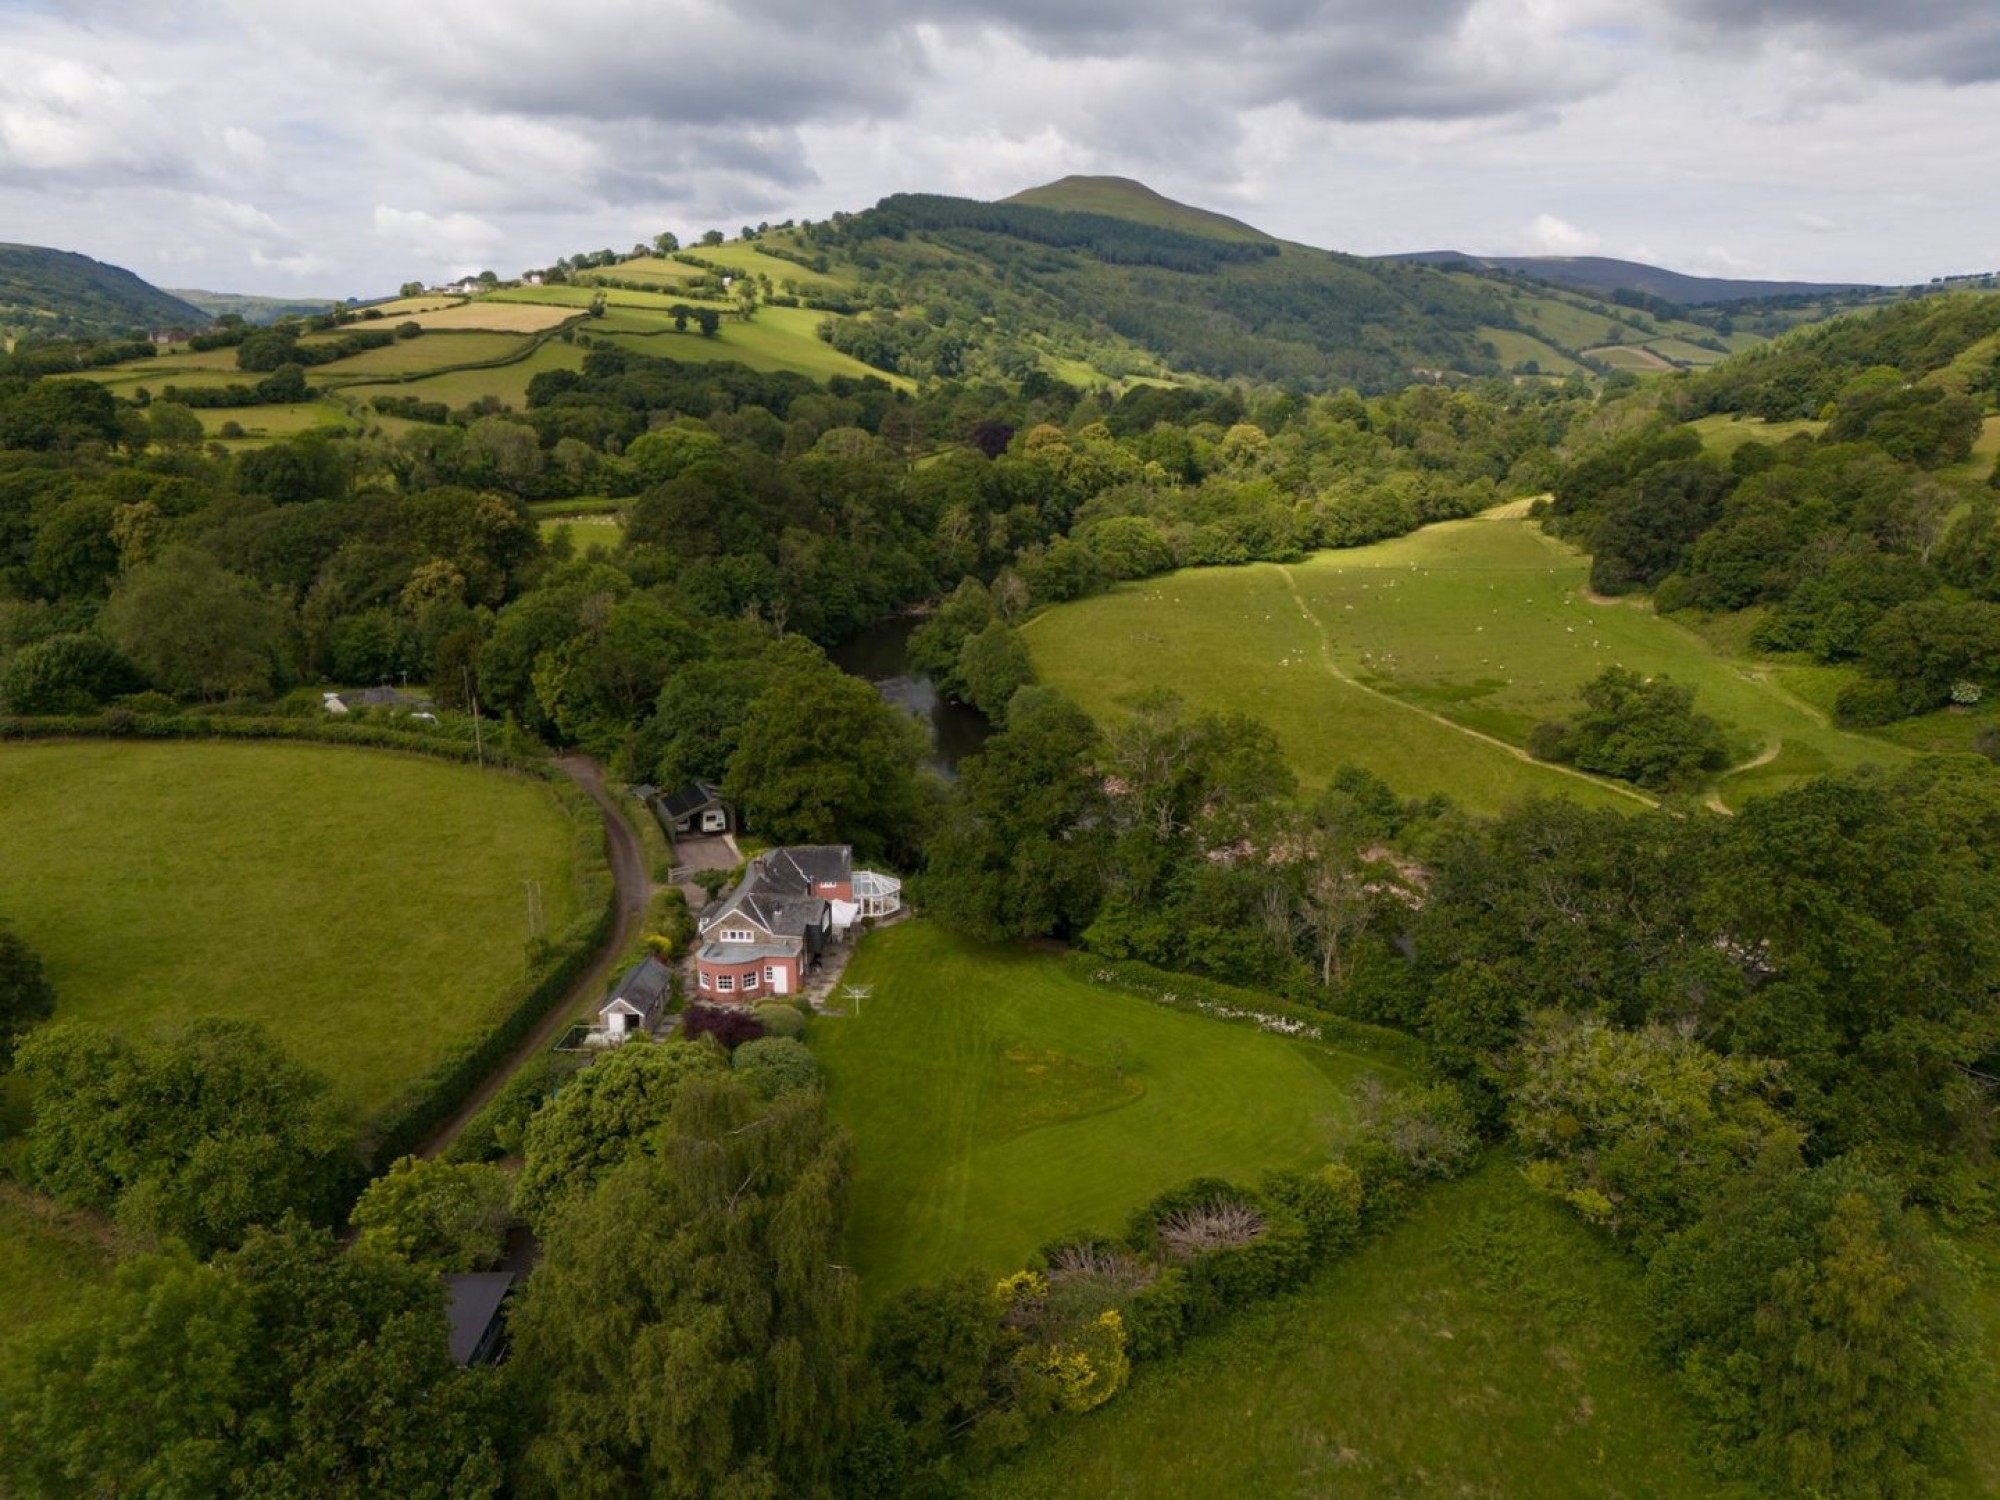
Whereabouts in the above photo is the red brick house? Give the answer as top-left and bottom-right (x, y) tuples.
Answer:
(693, 845), (900, 1001)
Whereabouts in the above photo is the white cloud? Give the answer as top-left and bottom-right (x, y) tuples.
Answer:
(372, 204), (507, 271)
(1529, 213), (1600, 255)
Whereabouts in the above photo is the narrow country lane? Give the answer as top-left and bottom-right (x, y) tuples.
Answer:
(416, 754), (650, 1159)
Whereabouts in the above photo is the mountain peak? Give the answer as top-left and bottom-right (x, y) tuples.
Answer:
(1002, 176), (1275, 244)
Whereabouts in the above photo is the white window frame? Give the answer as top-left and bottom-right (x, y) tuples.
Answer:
(721, 927), (754, 943)
(698, 971), (711, 990)
(764, 965), (779, 985)
(717, 974), (735, 993)
(744, 970), (759, 989)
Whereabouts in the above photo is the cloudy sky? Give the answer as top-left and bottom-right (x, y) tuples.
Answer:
(3, 0), (1996, 297)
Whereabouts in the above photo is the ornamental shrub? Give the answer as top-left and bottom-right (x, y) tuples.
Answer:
(679, 1004), (763, 1051)
(751, 1002), (805, 1039)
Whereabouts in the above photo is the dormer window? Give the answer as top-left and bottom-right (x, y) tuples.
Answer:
(721, 927), (754, 943)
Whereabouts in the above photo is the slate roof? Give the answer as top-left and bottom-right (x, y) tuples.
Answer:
(443, 1271), (516, 1365)
(604, 955), (673, 1027)
(700, 848), (847, 940)
(755, 845), (852, 893)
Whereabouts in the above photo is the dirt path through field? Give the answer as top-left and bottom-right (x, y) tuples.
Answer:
(1274, 565), (1658, 809)
(1704, 739), (1783, 814)
(416, 754), (649, 1159)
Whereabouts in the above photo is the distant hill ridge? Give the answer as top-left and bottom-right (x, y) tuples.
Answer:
(1382, 250), (1880, 307)
(0, 244), (210, 339)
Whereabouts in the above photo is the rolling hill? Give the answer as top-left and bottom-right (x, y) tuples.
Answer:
(0, 244), (210, 340)
(169, 288), (351, 325)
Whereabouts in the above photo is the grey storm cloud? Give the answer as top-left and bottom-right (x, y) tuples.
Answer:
(7, 0), (2000, 292)
(1675, 0), (2000, 85)
(138, 0), (1621, 135)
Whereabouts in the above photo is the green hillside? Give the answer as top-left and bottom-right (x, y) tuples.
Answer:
(779, 180), (1869, 392)
(0, 244), (209, 341)
(1005, 175), (1276, 243)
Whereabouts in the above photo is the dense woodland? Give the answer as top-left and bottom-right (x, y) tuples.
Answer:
(0, 285), (1997, 1495)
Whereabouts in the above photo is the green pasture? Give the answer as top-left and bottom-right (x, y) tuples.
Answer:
(306, 330), (531, 378)
(573, 258), (707, 288)
(1511, 294), (1649, 352)
(1585, 343), (1676, 373)
(815, 922), (1399, 1299)
(1691, 412), (1826, 455)
(592, 304), (909, 386)
(489, 283), (703, 311)
(1478, 326), (1584, 375)
(0, 741), (584, 1122)
(1647, 336), (1730, 366)
(340, 338), (587, 410)
(979, 1162), (1754, 1500)
(1027, 510), (1905, 812)
(1939, 413), (2000, 485)
(681, 238), (863, 292)
(197, 402), (349, 441)
(540, 513), (623, 550)
(365, 296), (462, 317)
(0, 1188), (114, 1338)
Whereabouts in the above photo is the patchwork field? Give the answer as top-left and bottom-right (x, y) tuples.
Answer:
(978, 1163), (1757, 1500)
(590, 304), (908, 385)
(306, 329), (532, 378)
(340, 338), (588, 410)
(388, 300), (578, 333)
(815, 922), (1403, 1298)
(1026, 509), (1906, 812)
(0, 741), (585, 1122)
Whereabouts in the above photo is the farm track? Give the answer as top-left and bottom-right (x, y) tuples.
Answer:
(1273, 564), (1658, 809)
(415, 754), (649, 1160)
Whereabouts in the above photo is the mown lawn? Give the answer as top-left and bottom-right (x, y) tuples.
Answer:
(978, 1162), (1759, 1500)
(0, 742), (584, 1122)
(1027, 509), (1905, 812)
(815, 922), (1400, 1298)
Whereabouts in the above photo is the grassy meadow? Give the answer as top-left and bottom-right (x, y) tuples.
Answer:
(0, 741), (584, 1122)
(814, 922), (1403, 1298)
(978, 1162), (1756, 1500)
(1026, 509), (1905, 812)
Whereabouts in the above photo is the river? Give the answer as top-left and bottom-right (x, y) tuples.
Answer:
(827, 615), (993, 778)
